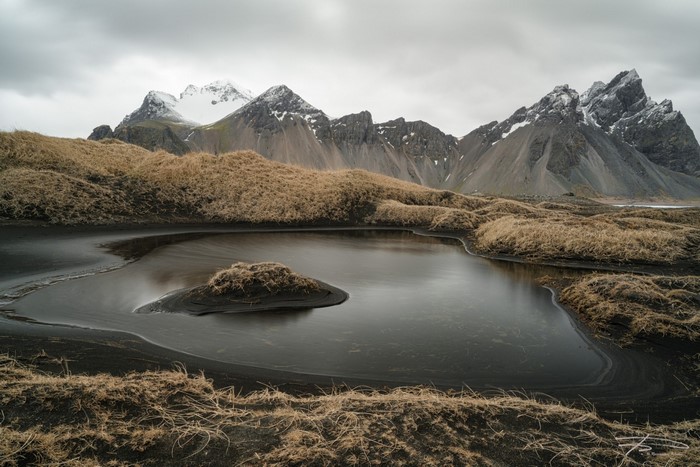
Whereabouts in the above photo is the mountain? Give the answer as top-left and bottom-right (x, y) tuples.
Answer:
(185, 85), (462, 185)
(118, 80), (254, 127)
(89, 80), (254, 154)
(581, 70), (699, 176)
(453, 71), (700, 198)
(89, 71), (700, 199)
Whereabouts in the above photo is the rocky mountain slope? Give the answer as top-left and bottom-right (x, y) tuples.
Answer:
(581, 70), (699, 176)
(453, 76), (700, 198)
(89, 71), (700, 199)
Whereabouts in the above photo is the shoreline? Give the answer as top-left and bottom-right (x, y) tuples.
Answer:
(1, 222), (697, 424)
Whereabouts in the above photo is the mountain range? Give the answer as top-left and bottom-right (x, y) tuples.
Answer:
(89, 70), (700, 199)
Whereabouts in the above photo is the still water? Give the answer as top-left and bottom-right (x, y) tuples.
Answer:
(11, 230), (608, 388)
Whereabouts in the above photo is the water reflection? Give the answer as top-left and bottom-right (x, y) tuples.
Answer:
(12, 231), (608, 388)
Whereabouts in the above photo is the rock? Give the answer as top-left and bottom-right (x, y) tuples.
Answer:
(112, 124), (189, 155)
(331, 111), (379, 145)
(87, 124), (113, 140)
(582, 69), (700, 176)
(375, 117), (460, 162)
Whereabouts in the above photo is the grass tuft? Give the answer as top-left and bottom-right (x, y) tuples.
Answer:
(559, 274), (700, 341)
(475, 215), (697, 264)
(206, 262), (321, 297)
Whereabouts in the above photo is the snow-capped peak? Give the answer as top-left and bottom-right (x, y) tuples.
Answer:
(174, 80), (254, 124)
(120, 80), (254, 127)
(119, 90), (191, 127)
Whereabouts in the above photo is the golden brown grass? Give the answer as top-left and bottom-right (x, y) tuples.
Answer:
(367, 200), (481, 230)
(206, 262), (321, 297)
(475, 215), (698, 264)
(559, 274), (700, 341)
(2, 131), (699, 268)
(0, 131), (489, 226)
(1, 354), (697, 466)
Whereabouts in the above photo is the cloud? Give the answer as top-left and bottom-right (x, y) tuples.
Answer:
(1, 0), (700, 138)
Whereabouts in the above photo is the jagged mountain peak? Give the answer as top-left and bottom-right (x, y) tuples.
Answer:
(610, 68), (641, 88)
(577, 69), (699, 175)
(233, 84), (330, 131)
(526, 84), (582, 124)
(119, 91), (190, 127)
(582, 69), (648, 131)
(250, 85), (325, 117)
(482, 85), (582, 146)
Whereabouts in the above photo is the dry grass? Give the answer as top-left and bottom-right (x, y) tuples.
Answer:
(0, 132), (486, 225)
(2, 131), (699, 269)
(559, 274), (700, 341)
(367, 200), (480, 230)
(475, 215), (698, 264)
(206, 262), (321, 297)
(0, 168), (132, 224)
(601, 207), (700, 229)
(1, 354), (697, 466)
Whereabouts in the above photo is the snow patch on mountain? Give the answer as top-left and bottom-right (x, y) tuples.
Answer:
(175, 80), (254, 124)
(120, 80), (254, 127)
(500, 120), (528, 139)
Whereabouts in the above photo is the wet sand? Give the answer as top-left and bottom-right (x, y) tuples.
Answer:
(0, 224), (697, 423)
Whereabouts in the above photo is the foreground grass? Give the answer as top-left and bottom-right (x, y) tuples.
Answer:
(0, 355), (697, 466)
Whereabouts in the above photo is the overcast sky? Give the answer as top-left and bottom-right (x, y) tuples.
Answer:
(2, 0), (700, 138)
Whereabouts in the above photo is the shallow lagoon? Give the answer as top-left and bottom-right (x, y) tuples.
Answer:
(9, 230), (610, 388)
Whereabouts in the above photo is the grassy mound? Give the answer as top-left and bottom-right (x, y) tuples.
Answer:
(207, 262), (321, 297)
(0, 131), (485, 226)
(1, 354), (697, 466)
(475, 215), (697, 264)
(559, 274), (700, 342)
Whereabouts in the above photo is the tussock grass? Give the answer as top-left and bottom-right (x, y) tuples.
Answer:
(0, 168), (131, 224)
(474, 198), (551, 219)
(1, 354), (697, 466)
(207, 262), (320, 296)
(475, 215), (697, 264)
(602, 207), (700, 229)
(0, 132), (477, 225)
(559, 274), (700, 341)
(367, 200), (481, 230)
(2, 131), (699, 268)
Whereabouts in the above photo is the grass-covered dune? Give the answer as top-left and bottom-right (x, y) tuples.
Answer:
(2, 131), (699, 268)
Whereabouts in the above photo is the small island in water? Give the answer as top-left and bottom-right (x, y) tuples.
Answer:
(135, 261), (348, 316)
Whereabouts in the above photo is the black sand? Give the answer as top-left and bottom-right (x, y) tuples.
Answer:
(0, 224), (698, 424)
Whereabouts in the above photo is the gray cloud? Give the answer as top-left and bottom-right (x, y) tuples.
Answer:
(1, 0), (700, 138)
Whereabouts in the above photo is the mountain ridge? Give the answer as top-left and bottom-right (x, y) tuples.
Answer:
(88, 71), (700, 199)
